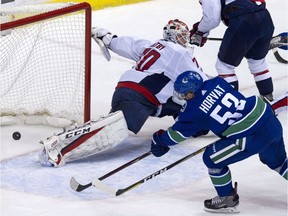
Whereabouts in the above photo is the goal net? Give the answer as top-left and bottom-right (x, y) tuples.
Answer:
(0, 2), (92, 127)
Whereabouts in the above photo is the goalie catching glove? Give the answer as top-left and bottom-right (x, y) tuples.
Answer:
(39, 111), (129, 167)
(91, 27), (117, 61)
(91, 27), (117, 47)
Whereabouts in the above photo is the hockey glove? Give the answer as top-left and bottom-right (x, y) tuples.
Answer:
(91, 27), (116, 47)
(189, 22), (208, 47)
(151, 130), (170, 157)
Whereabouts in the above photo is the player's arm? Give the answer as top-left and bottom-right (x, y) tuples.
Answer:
(150, 109), (207, 157)
(190, 0), (221, 47)
(92, 27), (152, 61)
(197, 0), (221, 32)
(109, 36), (152, 61)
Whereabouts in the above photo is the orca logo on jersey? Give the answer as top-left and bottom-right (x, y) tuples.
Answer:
(182, 77), (188, 83)
(65, 127), (91, 139)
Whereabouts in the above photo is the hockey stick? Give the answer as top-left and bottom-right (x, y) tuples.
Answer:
(208, 32), (288, 50)
(88, 140), (215, 196)
(207, 37), (222, 41)
(70, 151), (152, 192)
(272, 48), (287, 64)
(115, 143), (210, 196)
(208, 37), (287, 48)
(208, 32), (288, 63)
(270, 32), (287, 64)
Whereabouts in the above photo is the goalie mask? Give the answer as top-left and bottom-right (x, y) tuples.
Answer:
(163, 19), (190, 47)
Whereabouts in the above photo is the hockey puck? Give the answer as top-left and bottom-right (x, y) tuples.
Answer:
(12, 131), (21, 140)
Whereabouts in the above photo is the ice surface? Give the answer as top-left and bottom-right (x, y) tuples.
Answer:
(1, 0), (287, 215)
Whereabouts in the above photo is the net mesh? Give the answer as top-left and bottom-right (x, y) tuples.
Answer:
(0, 3), (91, 127)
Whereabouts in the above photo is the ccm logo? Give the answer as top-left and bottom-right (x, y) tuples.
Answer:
(143, 168), (168, 182)
(65, 127), (91, 138)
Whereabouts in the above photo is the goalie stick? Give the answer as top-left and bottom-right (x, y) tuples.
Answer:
(70, 151), (152, 192)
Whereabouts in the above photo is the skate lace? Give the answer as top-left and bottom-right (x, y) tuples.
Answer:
(211, 196), (225, 204)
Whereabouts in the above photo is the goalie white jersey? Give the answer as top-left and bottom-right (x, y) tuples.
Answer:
(39, 111), (128, 167)
(109, 37), (208, 104)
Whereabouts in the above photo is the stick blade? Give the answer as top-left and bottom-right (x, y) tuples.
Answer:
(273, 48), (288, 64)
(70, 177), (92, 192)
(92, 179), (117, 195)
(278, 32), (288, 50)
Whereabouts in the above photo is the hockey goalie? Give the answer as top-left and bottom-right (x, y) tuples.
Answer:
(39, 111), (129, 167)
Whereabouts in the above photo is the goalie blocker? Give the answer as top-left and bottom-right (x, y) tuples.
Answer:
(39, 111), (129, 167)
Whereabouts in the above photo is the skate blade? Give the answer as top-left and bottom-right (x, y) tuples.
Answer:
(204, 204), (240, 214)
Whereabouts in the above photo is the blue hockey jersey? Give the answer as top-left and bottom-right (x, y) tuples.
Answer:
(159, 77), (274, 146)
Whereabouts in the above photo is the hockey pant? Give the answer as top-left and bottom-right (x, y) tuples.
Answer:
(202, 114), (287, 196)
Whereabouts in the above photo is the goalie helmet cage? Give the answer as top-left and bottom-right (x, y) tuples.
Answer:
(0, 2), (92, 127)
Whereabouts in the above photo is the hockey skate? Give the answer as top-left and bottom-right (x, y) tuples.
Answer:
(204, 182), (239, 213)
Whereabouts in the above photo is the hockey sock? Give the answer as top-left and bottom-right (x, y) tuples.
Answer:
(255, 77), (273, 96)
(276, 158), (288, 180)
(208, 166), (233, 197)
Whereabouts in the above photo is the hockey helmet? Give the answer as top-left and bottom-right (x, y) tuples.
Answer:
(174, 71), (203, 99)
(163, 19), (190, 47)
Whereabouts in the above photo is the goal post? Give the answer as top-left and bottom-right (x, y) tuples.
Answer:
(0, 2), (92, 127)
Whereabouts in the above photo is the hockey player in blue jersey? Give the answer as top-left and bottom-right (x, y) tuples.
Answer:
(150, 71), (287, 213)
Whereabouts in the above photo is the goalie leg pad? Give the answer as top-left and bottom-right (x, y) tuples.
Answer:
(39, 111), (128, 167)
(64, 115), (128, 162)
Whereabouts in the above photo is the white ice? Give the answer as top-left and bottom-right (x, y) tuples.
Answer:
(1, 0), (287, 215)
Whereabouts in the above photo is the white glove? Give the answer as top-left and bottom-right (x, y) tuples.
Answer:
(91, 27), (116, 47)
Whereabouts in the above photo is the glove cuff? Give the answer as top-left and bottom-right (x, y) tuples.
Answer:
(196, 30), (209, 37)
